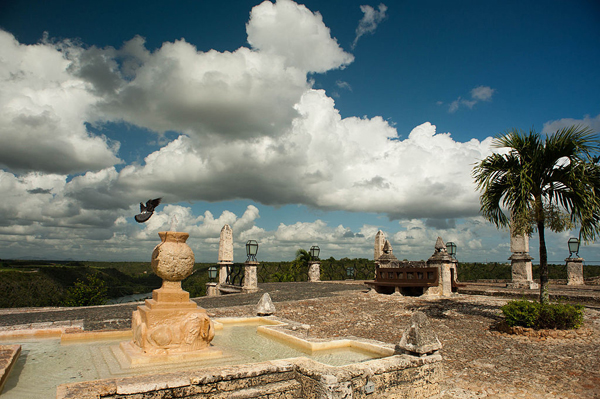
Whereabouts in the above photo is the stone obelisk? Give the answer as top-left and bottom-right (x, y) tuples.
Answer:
(217, 224), (234, 290)
(374, 230), (386, 267)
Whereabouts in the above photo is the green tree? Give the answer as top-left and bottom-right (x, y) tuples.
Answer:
(62, 273), (109, 307)
(473, 125), (600, 303)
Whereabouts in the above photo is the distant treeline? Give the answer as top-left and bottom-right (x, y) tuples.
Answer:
(457, 262), (600, 282)
(1, 258), (599, 308)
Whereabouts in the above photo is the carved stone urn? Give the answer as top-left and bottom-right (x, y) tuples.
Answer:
(152, 231), (194, 282)
(122, 231), (218, 363)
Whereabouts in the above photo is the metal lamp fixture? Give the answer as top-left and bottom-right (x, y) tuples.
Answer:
(346, 266), (355, 279)
(246, 240), (259, 262)
(309, 245), (320, 260)
(568, 237), (580, 258)
(208, 266), (218, 281)
(446, 241), (457, 258)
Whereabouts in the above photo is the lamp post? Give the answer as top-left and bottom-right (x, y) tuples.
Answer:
(246, 240), (258, 262)
(566, 237), (584, 285)
(568, 237), (580, 258)
(446, 242), (457, 259)
(206, 265), (219, 296)
(309, 245), (320, 260)
(308, 244), (321, 282)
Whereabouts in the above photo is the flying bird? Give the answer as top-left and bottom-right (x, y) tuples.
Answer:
(134, 198), (162, 223)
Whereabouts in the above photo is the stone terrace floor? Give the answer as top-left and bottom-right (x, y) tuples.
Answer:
(1, 281), (599, 398)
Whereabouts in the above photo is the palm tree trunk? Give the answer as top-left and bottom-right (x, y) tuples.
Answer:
(537, 219), (549, 303)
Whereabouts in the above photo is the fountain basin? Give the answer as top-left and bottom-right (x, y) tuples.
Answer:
(1, 317), (442, 398)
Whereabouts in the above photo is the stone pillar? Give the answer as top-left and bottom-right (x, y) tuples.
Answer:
(205, 282), (218, 297)
(217, 224), (234, 288)
(507, 223), (538, 289)
(243, 261), (259, 293)
(218, 262), (231, 286)
(426, 237), (454, 297)
(308, 261), (321, 282)
(374, 230), (385, 265)
(566, 258), (584, 285)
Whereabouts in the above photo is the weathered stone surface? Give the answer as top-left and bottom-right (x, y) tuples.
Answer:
(243, 261), (259, 293)
(378, 240), (400, 268)
(218, 224), (234, 263)
(256, 293), (276, 316)
(397, 312), (442, 355)
(426, 238), (454, 296)
(374, 230), (386, 261)
(510, 213), (530, 254)
(151, 232), (195, 281)
(308, 262), (321, 282)
(507, 217), (538, 289)
(507, 254), (538, 289)
(206, 282), (218, 297)
(0, 345), (21, 395)
(566, 258), (584, 285)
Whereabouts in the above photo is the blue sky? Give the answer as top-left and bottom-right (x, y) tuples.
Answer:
(0, 0), (599, 263)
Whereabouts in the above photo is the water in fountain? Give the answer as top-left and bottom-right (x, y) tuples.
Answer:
(0, 321), (381, 398)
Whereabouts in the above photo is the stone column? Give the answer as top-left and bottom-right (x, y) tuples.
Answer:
(308, 261), (321, 282)
(243, 261), (259, 293)
(507, 223), (538, 289)
(566, 257), (584, 285)
(218, 262), (231, 286)
(426, 237), (454, 297)
(205, 282), (218, 297)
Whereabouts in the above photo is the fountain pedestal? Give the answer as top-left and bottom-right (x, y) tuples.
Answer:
(121, 231), (221, 365)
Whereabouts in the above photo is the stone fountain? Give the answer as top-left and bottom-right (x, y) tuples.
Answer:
(120, 231), (221, 364)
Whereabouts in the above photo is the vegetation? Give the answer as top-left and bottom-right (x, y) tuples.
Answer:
(62, 273), (109, 307)
(456, 262), (600, 282)
(257, 256), (375, 282)
(501, 299), (584, 330)
(473, 125), (600, 303)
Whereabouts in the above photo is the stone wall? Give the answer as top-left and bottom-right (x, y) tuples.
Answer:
(58, 353), (442, 399)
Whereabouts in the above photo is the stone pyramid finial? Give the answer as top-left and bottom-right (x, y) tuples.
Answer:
(382, 240), (392, 254)
(397, 311), (442, 355)
(434, 237), (446, 252)
(256, 293), (276, 316)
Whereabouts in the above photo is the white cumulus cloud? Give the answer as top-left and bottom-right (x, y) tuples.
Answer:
(246, 0), (354, 73)
(0, 31), (121, 174)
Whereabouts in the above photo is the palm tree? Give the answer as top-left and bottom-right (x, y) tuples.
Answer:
(473, 125), (600, 303)
(291, 249), (312, 281)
